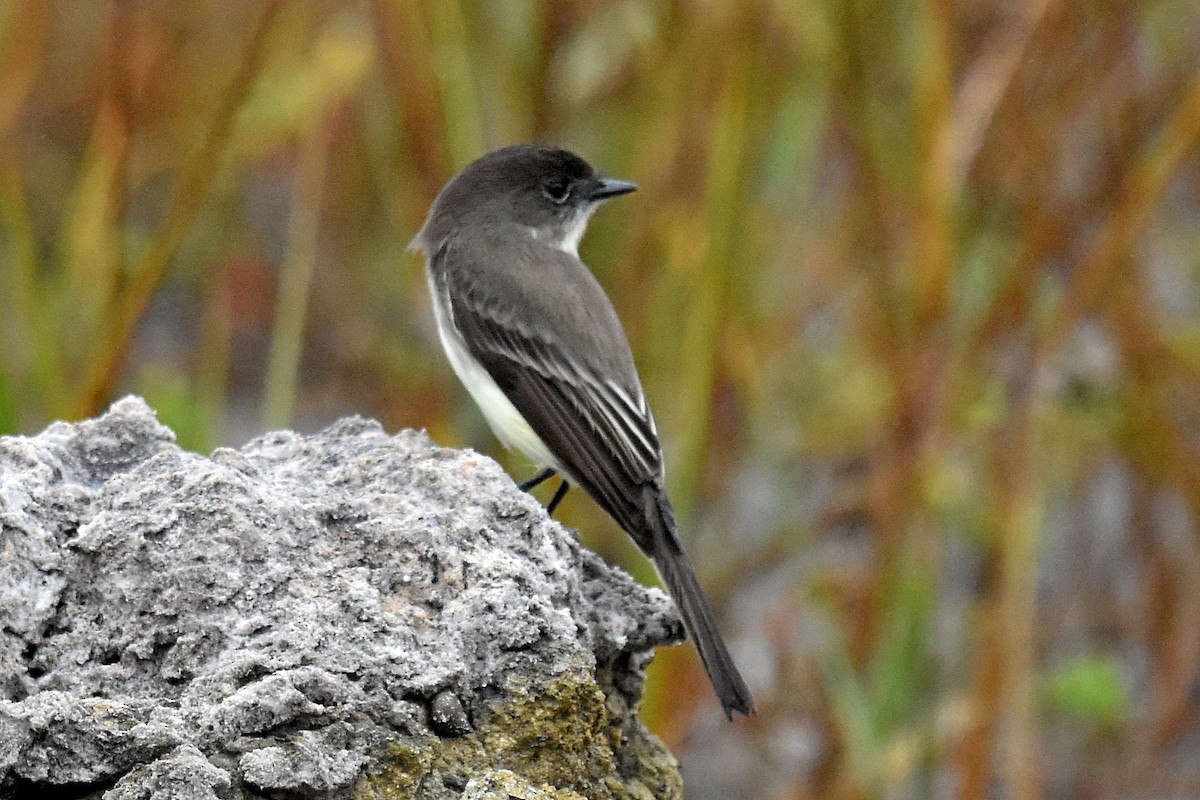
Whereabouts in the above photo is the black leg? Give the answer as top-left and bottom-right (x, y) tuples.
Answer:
(518, 467), (556, 492)
(546, 481), (570, 515)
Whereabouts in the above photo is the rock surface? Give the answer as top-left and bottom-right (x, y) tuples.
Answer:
(0, 397), (684, 799)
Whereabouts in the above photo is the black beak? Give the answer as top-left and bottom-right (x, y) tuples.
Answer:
(588, 177), (638, 201)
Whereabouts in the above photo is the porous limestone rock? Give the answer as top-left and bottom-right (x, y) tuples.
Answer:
(0, 397), (684, 799)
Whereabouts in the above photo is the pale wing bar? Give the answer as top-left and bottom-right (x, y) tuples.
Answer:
(475, 310), (663, 482)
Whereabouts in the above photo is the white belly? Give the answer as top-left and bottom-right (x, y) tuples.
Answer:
(428, 272), (561, 472)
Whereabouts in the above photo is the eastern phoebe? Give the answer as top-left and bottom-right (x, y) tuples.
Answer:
(411, 144), (754, 718)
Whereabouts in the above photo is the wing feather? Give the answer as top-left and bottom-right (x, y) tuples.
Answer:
(437, 232), (664, 545)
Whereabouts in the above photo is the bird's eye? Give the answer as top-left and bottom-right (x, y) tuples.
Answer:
(541, 179), (570, 204)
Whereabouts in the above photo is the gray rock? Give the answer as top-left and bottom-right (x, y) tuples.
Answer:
(0, 396), (684, 799)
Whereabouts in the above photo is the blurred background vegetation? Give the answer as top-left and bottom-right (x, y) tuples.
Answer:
(2, 1), (1200, 797)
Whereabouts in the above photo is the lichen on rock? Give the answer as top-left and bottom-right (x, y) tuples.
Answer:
(0, 397), (684, 799)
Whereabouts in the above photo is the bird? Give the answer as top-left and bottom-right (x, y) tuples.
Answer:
(410, 143), (755, 718)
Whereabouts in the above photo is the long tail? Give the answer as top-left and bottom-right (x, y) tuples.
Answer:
(643, 488), (755, 718)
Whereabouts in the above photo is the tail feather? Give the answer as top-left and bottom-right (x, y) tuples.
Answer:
(644, 489), (755, 718)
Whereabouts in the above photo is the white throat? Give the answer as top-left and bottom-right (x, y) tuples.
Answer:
(528, 206), (595, 257)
